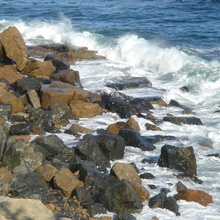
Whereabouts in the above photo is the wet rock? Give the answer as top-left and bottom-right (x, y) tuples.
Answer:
(158, 145), (197, 176)
(129, 98), (154, 113)
(164, 196), (180, 216)
(69, 124), (93, 134)
(85, 202), (107, 216)
(180, 86), (189, 92)
(176, 181), (187, 192)
(127, 117), (140, 131)
(168, 99), (185, 109)
(115, 210), (137, 220)
(70, 100), (106, 118)
(99, 179), (143, 214)
(0, 65), (23, 84)
(146, 113), (161, 125)
(163, 116), (203, 125)
(175, 189), (213, 206)
(107, 121), (134, 135)
(119, 129), (156, 151)
(111, 163), (142, 184)
(145, 135), (177, 144)
(51, 69), (82, 86)
(105, 77), (152, 91)
(9, 122), (33, 135)
(0, 26), (29, 71)
(145, 123), (162, 131)
(32, 134), (65, 159)
(146, 97), (166, 106)
(35, 164), (59, 182)
(24, 59), (56, 78)
(182, 107), (193, 114)
(139, 172), (156, 179)
(0, 126), (8, 160)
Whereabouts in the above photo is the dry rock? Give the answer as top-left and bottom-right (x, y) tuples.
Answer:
(0, 65), (23, 84)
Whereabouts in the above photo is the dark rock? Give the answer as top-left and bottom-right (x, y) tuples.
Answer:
(175, 173), (203, 184)
(176, 181), (187, 192)
(146, 113), (161, 125)
(168, 99), (185, 109)
(145, 135), (177, 144)
(119, 129), (156, 151)
(9, 122), (33, 135)
(182, 107), (193, 114)
(10, 114), (26, 123)
(115, 210), (137, 220)
(32, 135), (65, 159)
(158, 145), (197, 176)
(145, 123), (162, 131)
(139, 173), (156, 179)
(141, 157), (158, 164)
(99, 179), (143, 213)
(129, 98), (154, 113)
(164, 196), (180, 216)
(0, 126), (7, 161)
(105, 97), (141, 118)
(0, 103), (12, 120)
(180, 86), (189, 92)
(105, 77), (152, 91)
(84, 202), (107, 216)
(12, 77), (42, 95)
(75, 187), (93, 205)
(148, 184), (157, 189)
(163, 116), (203, 125)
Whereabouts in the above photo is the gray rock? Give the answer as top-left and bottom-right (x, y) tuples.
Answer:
(163, 116), (203, 125)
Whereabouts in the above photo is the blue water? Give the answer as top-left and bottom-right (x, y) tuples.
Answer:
(1, 1), (220, 219)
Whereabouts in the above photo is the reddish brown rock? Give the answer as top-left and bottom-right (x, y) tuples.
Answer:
(129, 180), (150, 202)
(127, 117), (140, 131)
(175, 189), (213, 206)
(0, 26), (29, 71)
(53, 166), (82, 197)
(41, 81), (75, 109)
(0, 167), (13, 184)
(0, 87), (24, 113)
(0, 65), (23, 84)
(72, 86), (89, 101)
(111, 162), (142, 184)
(69, 124), (93, 134)
(107, 121), (133, 135)
(70, 100), (106, 118)
(24, 59), (56, 78)
(145, 123), (162, 131)
(35, 164), (59, 182)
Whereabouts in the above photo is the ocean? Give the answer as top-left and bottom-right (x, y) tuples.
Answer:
(1, 0), (220, 219)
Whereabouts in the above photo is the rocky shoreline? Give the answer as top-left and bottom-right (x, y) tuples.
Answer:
(0, 26), (213, 220)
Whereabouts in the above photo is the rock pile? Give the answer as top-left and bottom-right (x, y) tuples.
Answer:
(0, 26), (213, 220)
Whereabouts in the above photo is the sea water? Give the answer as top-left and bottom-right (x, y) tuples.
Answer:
(1, 0), (220, 219)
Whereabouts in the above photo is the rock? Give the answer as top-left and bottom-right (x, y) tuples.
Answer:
(115, 210), (137, 220)
(105, 77), (152, 91)
(24, 59), (56, 78)
(44, 54), (70, 72)
(69, 124), (93, 134)
(75, 187), (93, 205)
(175, 189), (213, 206)
(26, 90), (41, 109)
(158, 145), (197, 176)
(163, 116), (203, 125)
(0, 126), (8, 161)
(139, 172), (156, 179)
(111, 163), (142, 184)
(119, 129), (156, 151)
(9, 122), (33, 135)
(51, 69), (81, 86)
(99, 179), (143, 213)
(41, 81), (75, 109)
(182, 107), (193, 114)
(145, 123), (162, 131)
(34, 164), (59, 182)
(70, 100), (106, 118)
(0, 103), (12, 120)
(84, 202), (107, 216)
(147, 97), (167, 106)
(0, 87), (24, 114)
(32, 134), (65, 159)
(0, 26), (29, 71)
(176, 181), (187, 192)
(53, 166), (82, 197)
(0, 196), (55, 220)
(146, 113), (161, 125)
(164, 196), (180, 216)
(12, 77), (42, 95)
(0, 167), (13, 184)
(129, 98), (154, 113)
(107, 121), (134, 135)
(127, 117), (140, 131)
(168, 99), (185, 109)
(0, 65), (23, 84)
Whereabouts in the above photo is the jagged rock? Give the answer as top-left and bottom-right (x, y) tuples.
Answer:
(176, 181), (187, 192)
(44, 54), (70, 72)
(147, 97), (167, 106)
(182, 107), (193, 114)
(107, 121), (134, 135)
(51, 69), (81, 86)
(146, 113), (161, 125)
(32, 134), (65, 158)
(70, 100), (106, 118)
(139, 172), (156, 179)
(9, 122), (33, 135)
(75, 187), (93, 205)
(105, 77), (152, 91)
(175, 189), (213, 206)
(129, 98), (154, 113)
(119, 129), (156, 151)
(168, 99), (185, 109)
(0, 196), (55, 220)
(145, 135), (177, 144)
(0, 87), (24, 114)
(26, 90), (41, 109)
(158, 145), (197, 176)
(0, 126), (8, 161)
(34, 164), (59, 182)
(164, 196), (180, 216)
(145, 123), (162, 131)
(0, 26), (29, 71)
(53, 166), (82, 197)
(99, 179), (143, 213)
(163, 116), (203, 125)
(115, 210), (137, 220)
(0, 103), (12, 120)
(69, 124), (93, 134)
(111, 163), (142, 184)
(0, 65), (23, 84)
(127, 118), (140, 131)
(0, 167), (13, 184)
(84, 202), (107, 216)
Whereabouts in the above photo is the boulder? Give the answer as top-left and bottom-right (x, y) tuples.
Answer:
(9, 122), (33, 135)
(69, 124), (93, 134)
(0, 103), (12, 120)
(26, 90), (41, 109)
(53, 166), (82, 197)
(0, 87), (24, 113)
(24, 59), (56, 78)
(51, 69), (81, 86)
(163, 116), (203, 125)
(119, 129), (156, 151)
(0, 167), (13, 184)
(0, 125), (8, 161)
(175, 189), (213, 206)
(70, 100), (106, 118)
(127, 118), (140, 131)
(115, 210), (137, 220)
(0, 65), (23, 84)
(168, 99), (185, 109)
(107, 121), (134, 135)
(129, 98), (154, 113)
(158, 145), (197, 176)
(111, 163), (142, 184)
(145, 123), (162, 131)
(99, 179), (143, 213)
(0, 26), (29, 71)
(0, 197), (55, 220)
